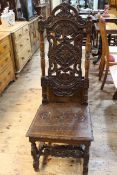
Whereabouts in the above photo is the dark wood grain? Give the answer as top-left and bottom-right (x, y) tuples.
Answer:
(27, 3), (93, 174)
(27, 103), (93, 143)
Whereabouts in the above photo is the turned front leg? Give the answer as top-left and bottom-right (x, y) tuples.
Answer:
(83, 143), (90, 175)
(31, 141), (39, 171)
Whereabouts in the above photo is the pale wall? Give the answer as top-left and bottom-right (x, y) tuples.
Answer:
(51, 0), (62, 9)
(93, 0), (98, 10)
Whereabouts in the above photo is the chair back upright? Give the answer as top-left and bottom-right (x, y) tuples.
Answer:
(99, 18), (110, 65)
(38, 3), (92, 104)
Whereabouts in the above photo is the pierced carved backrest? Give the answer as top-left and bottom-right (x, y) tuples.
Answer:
(39, 3), (92, 104)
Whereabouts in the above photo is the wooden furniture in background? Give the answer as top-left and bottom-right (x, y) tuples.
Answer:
(98, 18), (117, 99)
(0, 32), (15, 94)
(27, 3), (93, 175)
(34, 0), (51, 18)
(109, 0), (117, 11)
(28, 17), (39, 55)
(93, 15), (117, 64)
(0, 22), (32, 73)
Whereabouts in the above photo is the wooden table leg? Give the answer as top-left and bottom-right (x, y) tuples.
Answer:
(83, 143), (90, 175)
(113, 90), (117, 100)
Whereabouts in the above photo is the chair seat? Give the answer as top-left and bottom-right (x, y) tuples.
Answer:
(27, 103), (93, 144)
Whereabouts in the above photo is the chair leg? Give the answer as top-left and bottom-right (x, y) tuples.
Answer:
(101, 67), (109, 90)
(42, 142), (52, 166)
(83, 144), (90, 175)
(99, 59), (105, 81)
(31, 141), (40, 171)
(30, 141), (45, 171)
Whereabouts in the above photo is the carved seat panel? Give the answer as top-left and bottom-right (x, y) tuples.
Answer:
(27, 103), (93, 143)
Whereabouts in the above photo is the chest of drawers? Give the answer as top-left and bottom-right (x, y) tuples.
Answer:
(0, 22), (32, 73)
(28, 17), (39, 55)
(0, 33), (15, 94)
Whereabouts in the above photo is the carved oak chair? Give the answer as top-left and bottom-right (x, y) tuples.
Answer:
(26, 3), (93, 175)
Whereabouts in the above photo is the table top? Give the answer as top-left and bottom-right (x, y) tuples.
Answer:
(79, 9), (104, 15)
(0, 21), (28, 33)
(95, 22), (117, 34)
(80, 13), (117, 23)
(101, 13), (117, 21)
(80, 14), (96, 21)
(0, 32), (10, 40)
(102, 14), (117, 18)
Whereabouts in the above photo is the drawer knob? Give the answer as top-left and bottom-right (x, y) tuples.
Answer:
(5, 58), (8, 62)
(8, 72), (11, 75)
(28, 50), (30, 53)
(22, 57), (25, 60)
(19, 34), (22, 37)
(3, 45), (7, 49)
(20, 44), (23, 47)
(27, 38), (29, 41)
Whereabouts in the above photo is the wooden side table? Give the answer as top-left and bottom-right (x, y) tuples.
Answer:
(109, 0), (117, 11)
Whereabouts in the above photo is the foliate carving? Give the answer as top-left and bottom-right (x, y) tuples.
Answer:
(43, 145), (84, 158)
(38, 3), (91, 101)
(40, 110), (86, 122)
(49, 77), (88, 96)
(44, 3), (87, 96)
(29, 142), (90, 172)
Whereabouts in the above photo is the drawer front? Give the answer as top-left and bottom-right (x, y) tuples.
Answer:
(0, 37), (10, 55)
(15, 34), (31, 53)
(17, 46), (31, 62)
(16, 44), (31, 71)
(29, 23), (34, 32)
(34, 21), (38, 30)
(0, 37), (9, 48)
(0, 52), (12, 73)
(36, 30), (39, 39)
(14, 28), (23, 40)
(0, 64), (14, 94)
(23, 25), (29, 35)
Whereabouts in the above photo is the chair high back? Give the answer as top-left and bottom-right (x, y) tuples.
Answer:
(38, 3), (92, 104)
